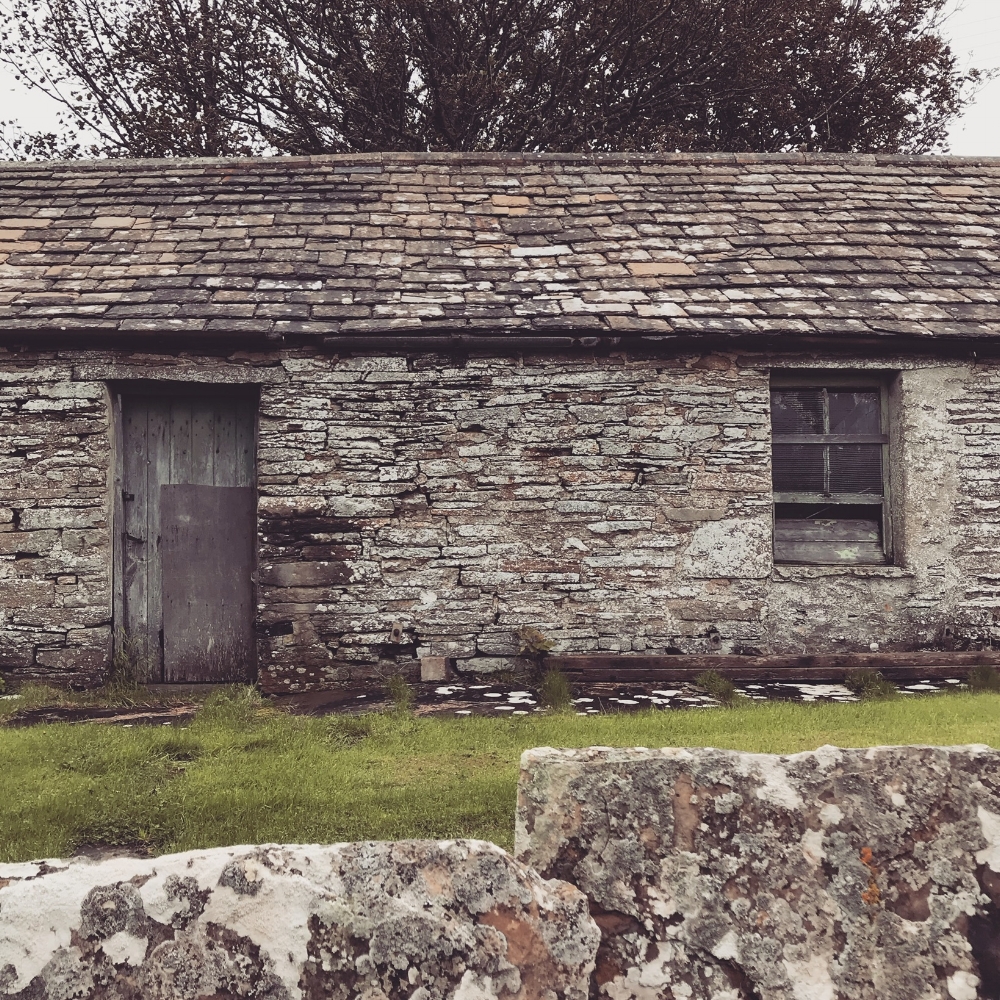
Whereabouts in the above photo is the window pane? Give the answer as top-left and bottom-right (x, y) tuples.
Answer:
(773, 503), (885, 565)
(828, 391), (880, 435)
(773, 444), (824, 492)
(771, 390), (823, 435)
(829, 444), (882, 494)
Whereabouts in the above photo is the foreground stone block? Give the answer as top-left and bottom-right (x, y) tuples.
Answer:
(516, 745), (1000, 1000)
(0, 840), (598, 1000)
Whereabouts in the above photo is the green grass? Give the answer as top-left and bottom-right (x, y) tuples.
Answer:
(844, 669), (898, 701)
(538, 668), (573, 711)
(2, 687), (1000, 863)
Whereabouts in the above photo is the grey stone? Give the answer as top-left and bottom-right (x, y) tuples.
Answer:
(515, 744), (1000, 1000)
(0, 840), (599, 1000)
(662, 507), (728, 522)
(420, 656), (451, 682)
(259, 562), (352, 588)
(455, 656), (524, 675)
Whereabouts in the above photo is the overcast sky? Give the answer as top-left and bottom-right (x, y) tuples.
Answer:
(2, 0), (999, 158)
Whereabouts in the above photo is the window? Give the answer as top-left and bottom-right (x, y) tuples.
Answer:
(770, 373), (891, 565)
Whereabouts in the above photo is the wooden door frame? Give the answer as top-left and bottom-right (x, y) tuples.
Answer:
(109, 380), (261, 682)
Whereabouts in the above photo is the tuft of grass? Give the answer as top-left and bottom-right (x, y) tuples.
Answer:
(967, 664), (1000, 693)
(105, 632), (149, 697)
(3, 689), (1000, 863)
(844, 669), (897, 701)
(695, 669), (744, 706)
(538, 668), (573, 712)
(386, 673), (414, 714)
(326, 715), (376, 747)
(197, 685), (268, 725)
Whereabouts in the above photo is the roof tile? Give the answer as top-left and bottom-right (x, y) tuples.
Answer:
(0, 152), (998, 346)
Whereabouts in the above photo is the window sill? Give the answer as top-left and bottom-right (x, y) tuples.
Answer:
(772, 564), (914, 580)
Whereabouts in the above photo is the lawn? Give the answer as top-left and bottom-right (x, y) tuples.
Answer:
(2, 686), (1000, 864)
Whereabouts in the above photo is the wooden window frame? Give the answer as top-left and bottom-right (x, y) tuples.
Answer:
(770, 370), (893, 565)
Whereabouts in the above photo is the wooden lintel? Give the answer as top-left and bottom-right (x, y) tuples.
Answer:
(548, 652), (1000, 684)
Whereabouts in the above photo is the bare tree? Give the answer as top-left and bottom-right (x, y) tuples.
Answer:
(0, 0), (987, 159)
(1, 0), (274, 156)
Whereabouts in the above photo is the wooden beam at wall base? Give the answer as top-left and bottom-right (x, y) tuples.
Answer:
(547, 652), (1000, 684)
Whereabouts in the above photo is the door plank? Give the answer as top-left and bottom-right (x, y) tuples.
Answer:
(214, 402), (238, 486)
(161, 484), (256, 682)
(234, 400), (255, 487)
(190, 398), (215, 485)
(122, 399), (150, 675)
(145, 398), (171, 676)
(169, 398), (193, 484)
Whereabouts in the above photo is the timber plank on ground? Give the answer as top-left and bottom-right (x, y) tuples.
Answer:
(548, 652), (1000, 684)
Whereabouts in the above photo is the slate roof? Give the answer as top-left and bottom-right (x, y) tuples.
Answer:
(1, 151), (999, 350)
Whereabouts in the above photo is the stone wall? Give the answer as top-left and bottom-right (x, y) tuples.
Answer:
(256, 350), (772, 691)
(0, 345), (998, 690)
(515, 744), (1000, 1000)
(0, 353), (111, 683)
(0, 840), (599, 1000)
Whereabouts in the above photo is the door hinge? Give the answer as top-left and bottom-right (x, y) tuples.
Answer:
(122, 491), (135, 502)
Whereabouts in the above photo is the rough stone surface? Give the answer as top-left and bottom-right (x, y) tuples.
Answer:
(421, 656), (452, 682)
(0, 840), (598, 1000)
(3, 152), (1000, 689)
(3, 350), (1000, 690)
(1, 152), (1000, 342)
(515, 744), (1000, 1000)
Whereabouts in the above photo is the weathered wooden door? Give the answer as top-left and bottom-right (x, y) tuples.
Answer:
(120, 391), (257, 682)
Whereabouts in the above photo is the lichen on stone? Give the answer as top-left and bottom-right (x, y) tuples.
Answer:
(0, 840), (598, 1000)
(516, 744), (1000, 1000)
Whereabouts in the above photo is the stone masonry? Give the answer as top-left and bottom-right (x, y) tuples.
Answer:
(0, 356), (110, 681)
(2, 347), (1000, 690)
(1, 152), (1000, 689)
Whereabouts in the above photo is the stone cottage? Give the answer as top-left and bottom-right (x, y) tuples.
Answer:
(0, 151), (998, 692)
